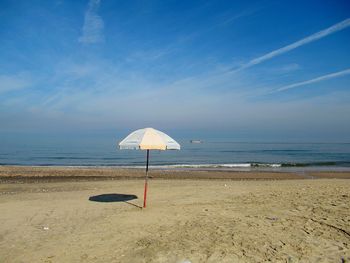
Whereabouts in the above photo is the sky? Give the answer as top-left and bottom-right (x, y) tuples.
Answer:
(0, 0), (350, 141)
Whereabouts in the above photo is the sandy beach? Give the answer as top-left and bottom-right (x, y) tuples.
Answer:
(0, 166), (349, 262)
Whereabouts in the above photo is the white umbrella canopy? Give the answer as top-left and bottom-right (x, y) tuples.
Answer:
(119, 127), (180, 150)
(118, 128), (180, 208)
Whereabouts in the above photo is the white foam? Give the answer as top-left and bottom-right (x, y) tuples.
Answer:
(117, 163), (282, 169)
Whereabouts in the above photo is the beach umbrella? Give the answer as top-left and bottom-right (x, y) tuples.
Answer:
(118, 128), (180, 208)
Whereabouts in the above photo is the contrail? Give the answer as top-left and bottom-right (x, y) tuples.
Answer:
(79, 0), (104, 44)
(276, 68), (350, 92)
(233, 18), (350, 72)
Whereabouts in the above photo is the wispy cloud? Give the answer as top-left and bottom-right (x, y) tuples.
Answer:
(279, 63), (300, 73)
(217, 7), (259, 27)
(275, 68), (350, 92)
(0, 72), (33, 94)
(126, 47), (175, 62)
(233, 18), (350, 72)
(79, 0), (104, 44)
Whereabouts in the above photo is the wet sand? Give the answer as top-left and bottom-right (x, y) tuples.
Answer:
(1, 165), (350, 183)
(0, 166), (349, 262)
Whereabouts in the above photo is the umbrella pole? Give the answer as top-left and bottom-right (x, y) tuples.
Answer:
(143, 149), (150, 208)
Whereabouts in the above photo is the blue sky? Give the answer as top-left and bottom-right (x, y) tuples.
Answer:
(0, 0), (350, 140)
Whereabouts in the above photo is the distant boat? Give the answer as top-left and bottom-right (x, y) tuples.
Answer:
(190, 140), (202, 144)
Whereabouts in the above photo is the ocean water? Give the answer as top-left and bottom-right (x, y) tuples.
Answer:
(1, 137), (350, 171)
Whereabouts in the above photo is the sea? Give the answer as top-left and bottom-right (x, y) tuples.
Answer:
(1, 136), (350, 172)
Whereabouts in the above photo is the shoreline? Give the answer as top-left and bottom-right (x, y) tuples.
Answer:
(1, 165), (350, 183)
(1, 163), (350, 171)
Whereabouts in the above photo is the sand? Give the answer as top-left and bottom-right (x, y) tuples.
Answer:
(0, 167), (349, 262)
(2, 165), (350, 182)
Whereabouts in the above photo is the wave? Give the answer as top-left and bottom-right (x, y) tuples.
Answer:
(1, 161), (350, 169)
(280, 161), (350, 167)
(143, 163), (282, 169)
(220, 149), (310, 153)
(142, 161), (350, 169)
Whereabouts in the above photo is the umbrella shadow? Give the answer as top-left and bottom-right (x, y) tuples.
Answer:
(89, 193), (142, 208)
